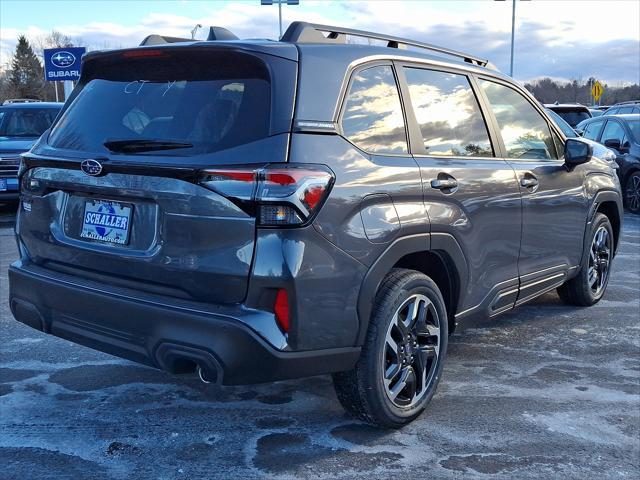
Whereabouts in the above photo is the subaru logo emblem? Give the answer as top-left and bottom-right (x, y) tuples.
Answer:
(81, 159), (103, 176)
(51, 51), (76, 68)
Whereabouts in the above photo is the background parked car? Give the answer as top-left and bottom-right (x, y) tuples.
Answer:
(0, 101), (62, 201)
(602, 101), (640, 116)
(545, 103), (592, 128)
(546, 108), (578, 137)
(576, 114), (640, 214)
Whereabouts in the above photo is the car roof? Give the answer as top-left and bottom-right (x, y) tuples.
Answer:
(544, 103), (590, 109)
(84, 37), (500, 73)
(84, 24), (511, 123)
(0, 102), (63, 109)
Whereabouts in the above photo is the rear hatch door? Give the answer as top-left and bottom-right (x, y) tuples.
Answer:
(18, 44), (297, 304)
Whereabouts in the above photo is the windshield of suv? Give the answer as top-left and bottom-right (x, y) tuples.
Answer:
(0, 107), (60, 137)
(48, 50), (271, 156)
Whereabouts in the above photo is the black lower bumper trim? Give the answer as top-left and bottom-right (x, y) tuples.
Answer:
(9, 262), (361, 385)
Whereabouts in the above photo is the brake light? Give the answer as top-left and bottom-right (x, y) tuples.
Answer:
(122, 49), (166, 58)
(274, 289), (290, 333)
(200, 165), (334, 226)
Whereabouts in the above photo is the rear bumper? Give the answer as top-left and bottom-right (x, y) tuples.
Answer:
(9, 261), (360, 385)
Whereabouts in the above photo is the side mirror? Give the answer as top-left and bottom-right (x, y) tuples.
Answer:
(604, 139), (621, 151)
(564, 138), (592, 168)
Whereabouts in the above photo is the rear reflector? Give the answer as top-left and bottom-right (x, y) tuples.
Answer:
(274, 289), (290, 333)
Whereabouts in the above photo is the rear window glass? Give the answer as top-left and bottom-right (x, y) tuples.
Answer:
(48, 50), (271, 156)
(0, 107), (60, 137)
(341, 65), (408, 155)
(554, 110), (590, 128)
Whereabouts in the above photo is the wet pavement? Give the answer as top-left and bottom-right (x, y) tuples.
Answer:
(1, 203), (638, 479)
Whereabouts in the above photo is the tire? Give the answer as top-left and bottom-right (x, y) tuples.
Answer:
(333, 268), (448, 428)
(557, 213), (614, 306)
(624, 171), (640, 214)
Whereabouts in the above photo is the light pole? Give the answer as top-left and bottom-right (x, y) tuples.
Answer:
(260, 0), (300, 40)
(509, 0), (515, 77)
(191, 24), (202, 40)
(495, 0), (529, 77)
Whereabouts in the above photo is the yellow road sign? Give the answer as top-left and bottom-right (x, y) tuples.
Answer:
(592, 81), (604, 102)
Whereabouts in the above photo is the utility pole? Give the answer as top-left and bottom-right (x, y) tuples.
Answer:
(260, 0), (300, 40)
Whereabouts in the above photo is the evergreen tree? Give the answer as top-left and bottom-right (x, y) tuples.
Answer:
(10, 35), (44, 100)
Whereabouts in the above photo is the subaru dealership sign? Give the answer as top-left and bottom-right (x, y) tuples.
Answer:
(43, 47), (86, 81)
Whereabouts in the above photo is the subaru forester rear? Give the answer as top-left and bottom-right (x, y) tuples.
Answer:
(10, 22), (622, 427)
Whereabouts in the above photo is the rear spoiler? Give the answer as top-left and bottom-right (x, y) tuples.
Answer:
(140, 27), (239, 46)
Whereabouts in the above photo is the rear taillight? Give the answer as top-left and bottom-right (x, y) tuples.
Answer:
(200, 165), (334, 226)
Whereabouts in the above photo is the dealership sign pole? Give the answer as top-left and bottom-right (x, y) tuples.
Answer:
(43, 47), (86, 101)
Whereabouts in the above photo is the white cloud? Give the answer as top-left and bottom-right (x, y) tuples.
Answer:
(0, 0), (638, 84)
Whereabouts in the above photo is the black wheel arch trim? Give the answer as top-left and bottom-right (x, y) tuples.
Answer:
(586, 189), (623, 260)
(355, 232), (468, 345)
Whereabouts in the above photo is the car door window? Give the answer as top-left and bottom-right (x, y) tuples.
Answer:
(601, 121), (625, 146)
(618, 107), (633, 114)
(403, 68), (493, 157)
(480, 80), (558, 160)
(583, 120), (604, 141)
(341, 65), (408, 154)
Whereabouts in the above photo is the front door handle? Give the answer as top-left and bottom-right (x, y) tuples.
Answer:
(431, 178), (458, 190)
(520, 177), (539, 188)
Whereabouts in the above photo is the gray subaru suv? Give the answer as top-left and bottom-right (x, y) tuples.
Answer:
(9, 23), (623, 427)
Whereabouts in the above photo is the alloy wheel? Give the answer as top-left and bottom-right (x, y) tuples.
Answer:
(626, 174), (640, 213)
(382, 294), (441, 408)
(588, 225), (611, 296)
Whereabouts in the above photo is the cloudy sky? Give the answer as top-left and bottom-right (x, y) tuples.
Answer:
(1, 0), (638, 85)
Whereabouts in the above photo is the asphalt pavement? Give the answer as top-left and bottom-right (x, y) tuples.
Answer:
(1, 203), (638, 479)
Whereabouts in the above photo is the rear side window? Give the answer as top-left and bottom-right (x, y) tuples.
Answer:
(601, 121), (625, 144)
(341, 65), (408, 154)
(627, 118), (640, 141)
(583, 120), (604, 141)
(48, 50), (271, 156)
(480, 80), (558, 160)
(403, 68), (493, 157)
(618, 107), (634, 114)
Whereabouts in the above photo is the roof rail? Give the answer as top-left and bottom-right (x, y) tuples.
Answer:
(2, 98), (41, 105)
(613, 100), (640, 106)
(281, 21), (493, 69)
(139, 26), (239, 46)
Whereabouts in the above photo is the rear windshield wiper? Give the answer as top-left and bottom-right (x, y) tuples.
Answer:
(104, 139), (193, 153)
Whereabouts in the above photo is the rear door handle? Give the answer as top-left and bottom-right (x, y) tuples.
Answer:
(431, 178), (458, 190)
(520, 177), (539, 188)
